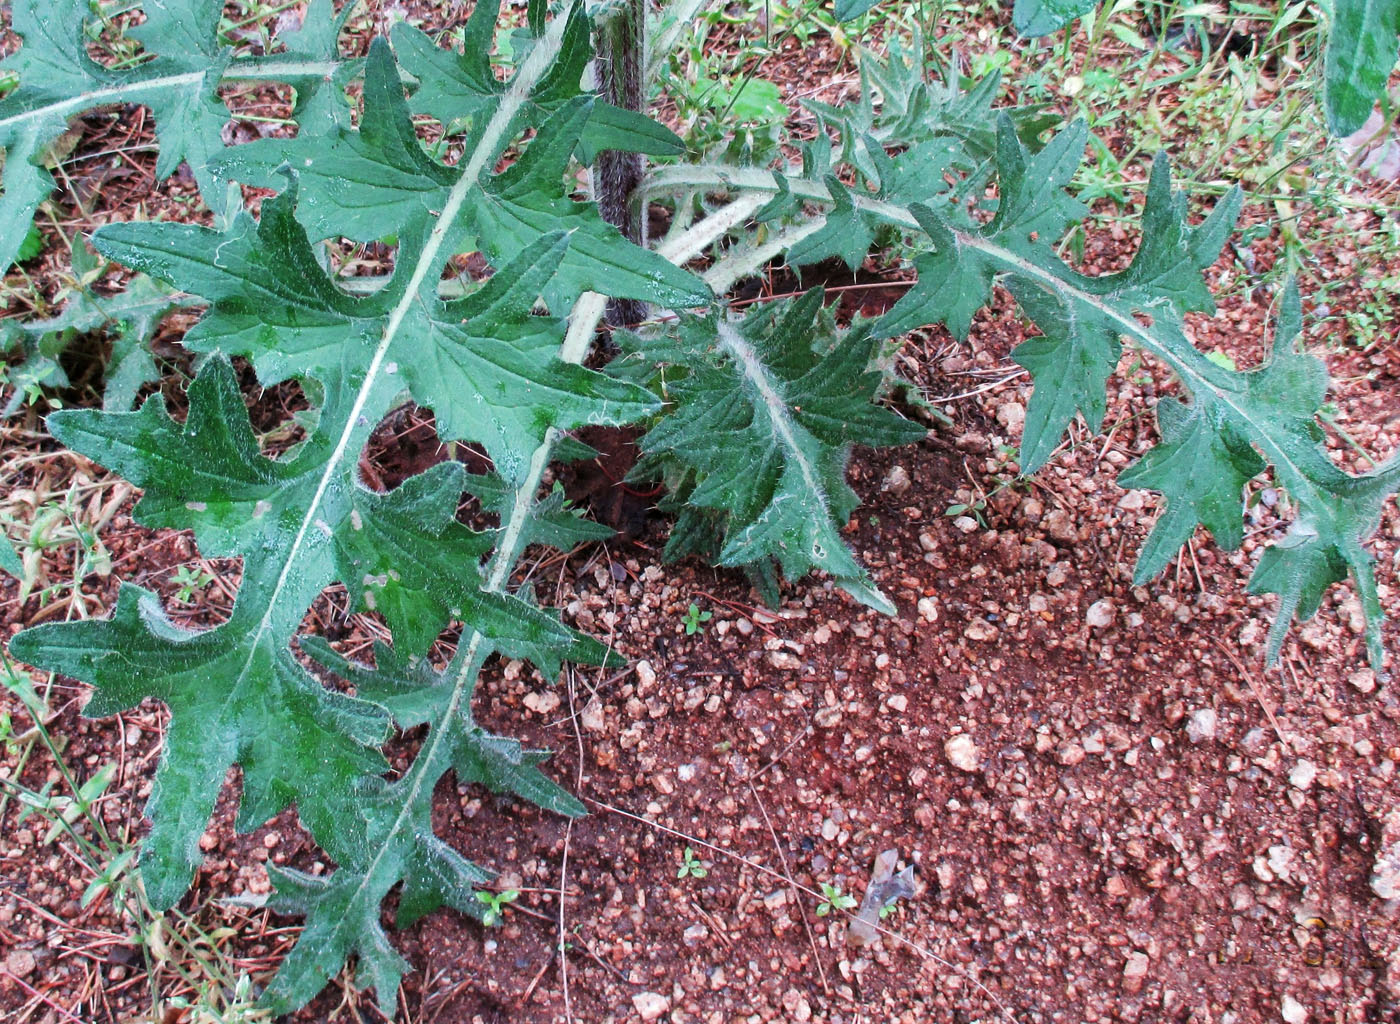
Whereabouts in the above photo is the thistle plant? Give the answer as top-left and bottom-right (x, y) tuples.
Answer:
(2, 0), (1397, 1013)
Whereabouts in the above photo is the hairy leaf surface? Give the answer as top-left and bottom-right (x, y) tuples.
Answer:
(868, 118), (1396, 665)
(1326, 0), (1400, 134)
(11, 8), (705, 1012)
(0, 0), (352, 272)
(615, 290), (925, 612)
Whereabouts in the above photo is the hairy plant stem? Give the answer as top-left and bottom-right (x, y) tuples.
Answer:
(302, 2), (581, 911)
(0, 57), (347, 137)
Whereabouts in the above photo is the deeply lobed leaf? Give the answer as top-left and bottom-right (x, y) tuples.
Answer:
(614, 290), (925, 612)
(0, 0), (355, 273)
(12, 8), (707, 1012)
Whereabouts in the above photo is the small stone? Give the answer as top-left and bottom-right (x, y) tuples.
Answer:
(963, 619), (996, 641)
(1045, 509), (1076, 543)
(783, 988), (814, 1022)
(735, 618), (753, 636)
(883, 464), (912, 495)
(523, 690), (560, 715)
(1252, 856), (1275, 883)
(1082, 729), (1106, 755)
(763, 889), (788, 912)
(632, 992), (670, 1021)
(1085, 599), (1115, 628)
(1281, 995), (1307, 1024)
(1267, 845), (1295, 882)
(953, 515), (979, 533)
(1057, 741), (1086, 767)
(887, 694), (908, 713)
(997, 401), (1025, 433)
(1289, 759), (1317, 791)
(917, 597), (939, 623)
(918, 531), (939, 553)
(821, 817), (839, 841)
(1371, 843), (1400, 899)
(5, 949), (36, 978)
(767, 650), (801, 671)
(580, 701), (605, 732)
(1117, 491), (1145, 510)
(677, 762), (697, 783)
(635, 659), (657, 690)
(944, 734), (982, 772)
(1186, 708), (1217, 744)
(682, 923), (708, 947)
(1123, 950), (1149, 993)
(1349, 668), (1377, 694)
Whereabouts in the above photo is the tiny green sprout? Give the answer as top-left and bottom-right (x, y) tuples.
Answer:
(476, 888), (519, 927)
(170, 564), (216, 603)
(879, 902), (895, 920)
(815, 882), (856, 916)
(678, 845), (707, 880)
(681, 602), (712, 635)
(0, 711), (17, 757)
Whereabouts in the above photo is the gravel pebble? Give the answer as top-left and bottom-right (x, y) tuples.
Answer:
(1122, 950), (1148, 993)
(1289, 759), (1317, 790)
(1186, 708), (1218, 744)
(883, 464), (912, 495)
(632, 992), (670, 1021)
(1281, 994), (1307, 1023)
(1045, 509), (1076, 542)
(1372, 843), (1400, 899)
(1057, 741), (1086, 767)
(945, 734), (983, 772)
(5, 949), (36, 978)
(1085, 599), (1115, 628)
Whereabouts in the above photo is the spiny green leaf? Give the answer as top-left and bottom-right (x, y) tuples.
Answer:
(0, 272), (184, 416)
(866, 113), (1393, 665)
(835, 0), (883, 20)
(1013, 0), (1099, 37)
(214, 43), (708, 313)
(1117, 397), (1265, 581)
(622, 290), (924, 612)
(9, 583), (391, 909)
(461, 472), (616, 551)
(0, 534), (24, 579)
(874, 118), (1092, 342)
(11, 9), (682, 1009)
(1325, 0), (1400, 135)
(0, 0), (349, 271)
(393, 2), (682, 161)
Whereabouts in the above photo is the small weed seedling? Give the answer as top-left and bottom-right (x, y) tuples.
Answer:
(816, 882), (857, 917)
(476, 889), (520, 927)
(681, 602), (712, 636)
(170, 564), (217, 603)
(678, 845), (708, 880)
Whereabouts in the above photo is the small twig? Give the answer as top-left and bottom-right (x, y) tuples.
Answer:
(1209, 635), (1288, 745)
(748, 780), (830, 996)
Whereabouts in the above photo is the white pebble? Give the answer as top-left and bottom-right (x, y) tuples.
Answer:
(1289, 759), (1317, 791)
(1281, 995), (1307, 1024)
(632, 992), (670, 1021)
(1186, 708), (1217, 744)
(944, 734), (982, 773)
(1085, 599), (1115, 628)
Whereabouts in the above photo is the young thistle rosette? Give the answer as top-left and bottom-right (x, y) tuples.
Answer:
(12, 14), (710, 1014)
